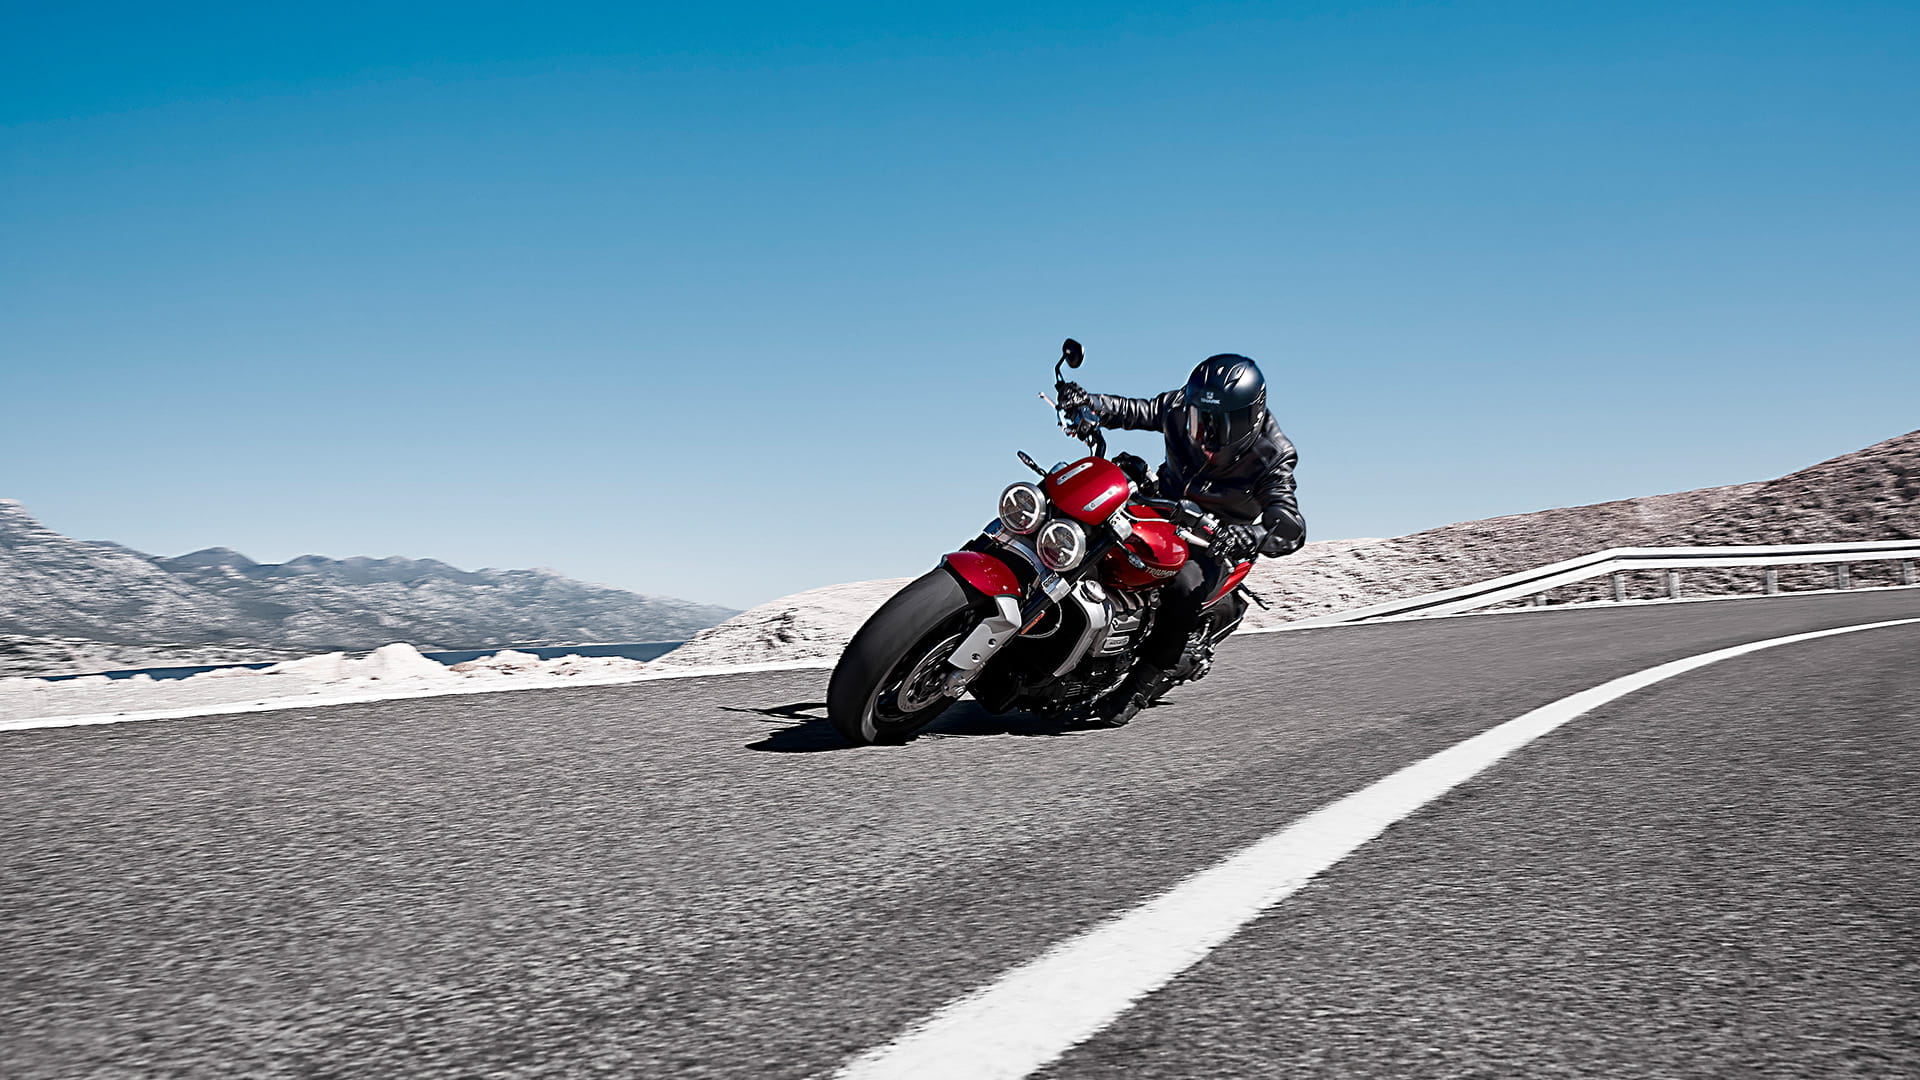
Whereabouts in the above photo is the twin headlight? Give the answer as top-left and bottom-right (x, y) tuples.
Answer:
(998, 483), (1088, 571)
(1036, 520), (1087, 571)
(999, 484), (1046, 534)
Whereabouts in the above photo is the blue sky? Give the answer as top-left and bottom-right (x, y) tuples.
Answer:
(4, 1), (1915, 610)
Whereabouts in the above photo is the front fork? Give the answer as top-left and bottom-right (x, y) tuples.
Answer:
(940, 593), (1023, 696)
(937, 548), (1074, 697)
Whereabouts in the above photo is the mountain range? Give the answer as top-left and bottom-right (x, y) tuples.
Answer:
(0, 500), (737, 668)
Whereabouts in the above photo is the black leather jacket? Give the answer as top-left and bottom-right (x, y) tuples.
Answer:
(1088, 390), (1306, 554)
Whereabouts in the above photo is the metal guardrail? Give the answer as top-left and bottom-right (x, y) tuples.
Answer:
(1287, 539), (1920, 627)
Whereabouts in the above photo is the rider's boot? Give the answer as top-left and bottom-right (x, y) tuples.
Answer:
(1088, 662), (1176, 728)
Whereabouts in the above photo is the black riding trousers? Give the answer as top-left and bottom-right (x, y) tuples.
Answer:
(1141, 554), (1228, 669)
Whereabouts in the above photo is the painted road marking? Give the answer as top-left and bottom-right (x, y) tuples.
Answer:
(830, 616), (1920, 1080)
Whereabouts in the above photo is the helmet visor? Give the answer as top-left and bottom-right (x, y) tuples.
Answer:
(1186, 404), (1258, 452)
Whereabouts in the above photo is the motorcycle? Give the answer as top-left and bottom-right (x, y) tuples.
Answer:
(827, 338), (1260, 745)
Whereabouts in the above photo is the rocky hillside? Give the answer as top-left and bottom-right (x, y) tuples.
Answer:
(1235, 426), (1917, 625)
(0, 501), (738, 665)
(656, 427), (1918, 665)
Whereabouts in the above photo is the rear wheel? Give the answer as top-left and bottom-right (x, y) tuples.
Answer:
(828, 570), (981, 745)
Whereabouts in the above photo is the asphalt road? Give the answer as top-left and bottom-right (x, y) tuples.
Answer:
(4, 589), (1917, 1079)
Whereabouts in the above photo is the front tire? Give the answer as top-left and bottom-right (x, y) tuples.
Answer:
(828, 569), (980, 745)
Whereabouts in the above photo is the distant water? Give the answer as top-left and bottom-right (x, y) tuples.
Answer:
(41, 641), (685, 683)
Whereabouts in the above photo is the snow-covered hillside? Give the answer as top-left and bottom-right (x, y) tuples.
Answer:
(0, 643), (662, 727)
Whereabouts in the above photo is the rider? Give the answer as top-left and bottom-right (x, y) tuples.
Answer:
(1057, 353), (1305, 726)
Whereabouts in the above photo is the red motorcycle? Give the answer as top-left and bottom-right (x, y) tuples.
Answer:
(828, 339), (1259, 744)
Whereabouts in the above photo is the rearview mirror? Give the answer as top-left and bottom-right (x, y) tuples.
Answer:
(1061, 338), (1083, 368)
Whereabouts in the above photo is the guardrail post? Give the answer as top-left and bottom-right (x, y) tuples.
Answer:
(1665, 569), (1680, 599)
(1764, 567), (1779, 595)
(1903, 560), (1915, 586)
(1611, 572), (1626, 602)
(1834, 564), (1851, 590)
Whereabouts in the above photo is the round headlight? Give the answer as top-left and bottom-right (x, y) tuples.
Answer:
(1037, 519), (1087, 571)
(999, 483), (1046, 534)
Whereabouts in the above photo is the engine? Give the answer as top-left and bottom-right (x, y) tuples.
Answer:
(968, 580), (1159, 716)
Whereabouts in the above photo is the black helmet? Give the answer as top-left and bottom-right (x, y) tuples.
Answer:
(1182, 353), (1267, 456)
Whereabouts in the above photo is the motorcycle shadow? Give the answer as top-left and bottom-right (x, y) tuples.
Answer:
(735, 701), (1088, 753)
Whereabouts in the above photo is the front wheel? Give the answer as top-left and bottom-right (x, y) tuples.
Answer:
(828, 569), (981, 745)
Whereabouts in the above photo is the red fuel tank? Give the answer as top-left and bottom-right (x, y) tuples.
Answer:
(1041, 456), (1130, 526)
(1101, 505), (1189, 590)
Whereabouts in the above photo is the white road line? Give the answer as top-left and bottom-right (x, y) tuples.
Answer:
(830, 616), (1920, 1080)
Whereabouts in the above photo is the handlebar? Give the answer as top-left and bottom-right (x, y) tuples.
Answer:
(1176, 527), (1212, 550)
(1055, 394), (1106, 457)
(1127, 495), (1219, 551)
(1128, 495), (1215, 529)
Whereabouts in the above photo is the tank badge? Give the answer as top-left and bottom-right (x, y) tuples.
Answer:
(1083, 485), (1126, 513)
(1056, 461), (1094, 482)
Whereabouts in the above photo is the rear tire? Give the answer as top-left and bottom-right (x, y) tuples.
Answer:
(828, 570), (981, 745)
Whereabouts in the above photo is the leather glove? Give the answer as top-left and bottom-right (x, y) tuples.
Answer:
(1056, 381), (1091, 413)
(1214, 523), (1261, 560)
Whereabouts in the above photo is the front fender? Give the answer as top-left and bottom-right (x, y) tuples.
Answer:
(942, 550), (1022, 600)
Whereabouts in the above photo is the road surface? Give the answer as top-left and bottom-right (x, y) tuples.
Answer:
(4, 588), (1916, 1078)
